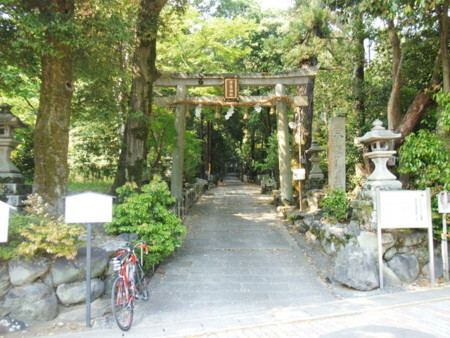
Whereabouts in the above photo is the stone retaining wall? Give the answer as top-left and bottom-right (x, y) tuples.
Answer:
(0, 238), (126, 323)
(286, 211), (446, 291)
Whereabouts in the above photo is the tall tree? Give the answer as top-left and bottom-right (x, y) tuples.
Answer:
(14, 0), (76, 216)
(288, 0), (332, 171)
(437, 1), (449, 93)
(113, 0), (171, 191)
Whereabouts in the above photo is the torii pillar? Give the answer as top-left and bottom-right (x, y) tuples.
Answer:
(276, 84), (293, 203)
(171, 85), (187, 200)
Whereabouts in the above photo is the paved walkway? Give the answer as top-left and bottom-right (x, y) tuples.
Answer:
(48, 175), (450, 337)
(141, 174), (335, 322)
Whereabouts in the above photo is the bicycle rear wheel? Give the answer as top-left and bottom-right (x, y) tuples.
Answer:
(111, 276), (134, 331)
(135, 263), (149, 301)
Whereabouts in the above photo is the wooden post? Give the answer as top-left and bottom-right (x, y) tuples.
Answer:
(275, 84), (293, 203)
(171, 85), (187, 200)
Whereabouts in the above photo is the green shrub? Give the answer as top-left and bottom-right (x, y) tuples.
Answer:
(319, 188), (350, 223)
(398, 129), (450, 190)
(0, 207), (29, 260)
(15, 194), (85, 259)
(104, 178), (186, 269)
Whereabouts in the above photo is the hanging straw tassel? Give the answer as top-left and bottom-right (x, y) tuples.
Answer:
(215, 106), (221, 119)
(243, 107), (250, 120)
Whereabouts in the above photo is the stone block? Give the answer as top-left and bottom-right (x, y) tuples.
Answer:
(3, 282), (57, 321)
(43, 247), (109, 287)
(357, 231), (395, 258)
(384, 247), (398, 261)
(56, 278), (105, 306)
(387, 254), (420, 283)
(422, 257), (445, 279)
(398, 231), (427, 247)
(334, 246), (379, 291)
(382, 264), (403, 287)
(8, 257), (50, 286)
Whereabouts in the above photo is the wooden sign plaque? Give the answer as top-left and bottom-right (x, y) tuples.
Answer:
(224, 77), (239, 101)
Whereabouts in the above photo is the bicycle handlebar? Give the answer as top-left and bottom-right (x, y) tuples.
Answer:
(115, 242), (149, 258)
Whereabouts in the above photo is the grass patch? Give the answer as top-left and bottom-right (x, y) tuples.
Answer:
(68, 180), (113, 195)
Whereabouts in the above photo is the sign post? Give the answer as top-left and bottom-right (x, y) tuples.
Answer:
(437, 191), (450, 281)
(293, 169), (305, 210)
(376, 189), (434, 288)
(65, 192), (114, 328)
(0, 201), (15, 243)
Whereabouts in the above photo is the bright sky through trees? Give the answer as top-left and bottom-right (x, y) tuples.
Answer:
(257, 0), (293, 10)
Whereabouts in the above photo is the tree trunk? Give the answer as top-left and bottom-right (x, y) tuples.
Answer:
(387, 20), (402, 130)
(352, 15), (365, 127)
(439, 2), (450, 93)
(112, 0), (168, 192)
(295, 75), (315, 174)
(33, 0), (75, 216)
(395, 93), (434, 142)
(395, 46), (444, 144)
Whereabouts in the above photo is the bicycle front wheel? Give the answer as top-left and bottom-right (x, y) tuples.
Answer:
(111, 276), (134, 331)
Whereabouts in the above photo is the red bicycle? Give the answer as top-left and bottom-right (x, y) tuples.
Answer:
(111, 242), (149, 331)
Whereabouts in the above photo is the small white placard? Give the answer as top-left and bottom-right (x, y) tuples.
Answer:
(438, 191), (450, 213)
(65, 192), (114, 224)
(293, 169), (305, 181)
(0, 201), (15, 243)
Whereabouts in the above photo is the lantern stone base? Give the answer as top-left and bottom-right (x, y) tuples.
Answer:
(0, 175), (31, 208)
(352, 180), (402, 231)
(363, 179), (402, 191)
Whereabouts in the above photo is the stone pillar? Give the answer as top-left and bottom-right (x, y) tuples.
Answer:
(328, 117), (346, 190)
(275, 84), (293, 203)
(170, 85), (187, 200)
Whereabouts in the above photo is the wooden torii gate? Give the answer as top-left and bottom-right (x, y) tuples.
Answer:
(153, 67), (318, 204)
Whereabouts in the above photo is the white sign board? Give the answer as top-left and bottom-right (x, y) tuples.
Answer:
(292, 168), (306, 181)
(0, 201), (15, 243)
(65, 192), (114, 224)
(377, 190), (430, 229)
(376, 189), (434, 288)
(438, 191), (450, 213)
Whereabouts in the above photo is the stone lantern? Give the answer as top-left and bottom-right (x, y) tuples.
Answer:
(306, 139), (325, 190)
(0, 103), (31, 206)
(306, 140), (325, 180)
(356, 119), (402, 190)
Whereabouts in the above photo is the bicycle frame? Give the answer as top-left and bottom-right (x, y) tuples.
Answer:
(114, 243), (148, 305)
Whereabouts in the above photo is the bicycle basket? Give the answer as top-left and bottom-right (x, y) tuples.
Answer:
(112, 258), (122, 271)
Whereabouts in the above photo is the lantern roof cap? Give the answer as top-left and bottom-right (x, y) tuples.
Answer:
(306, 139), (325, 153)
(0, 104), (29, 129)
(356, 119), (401, 143)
